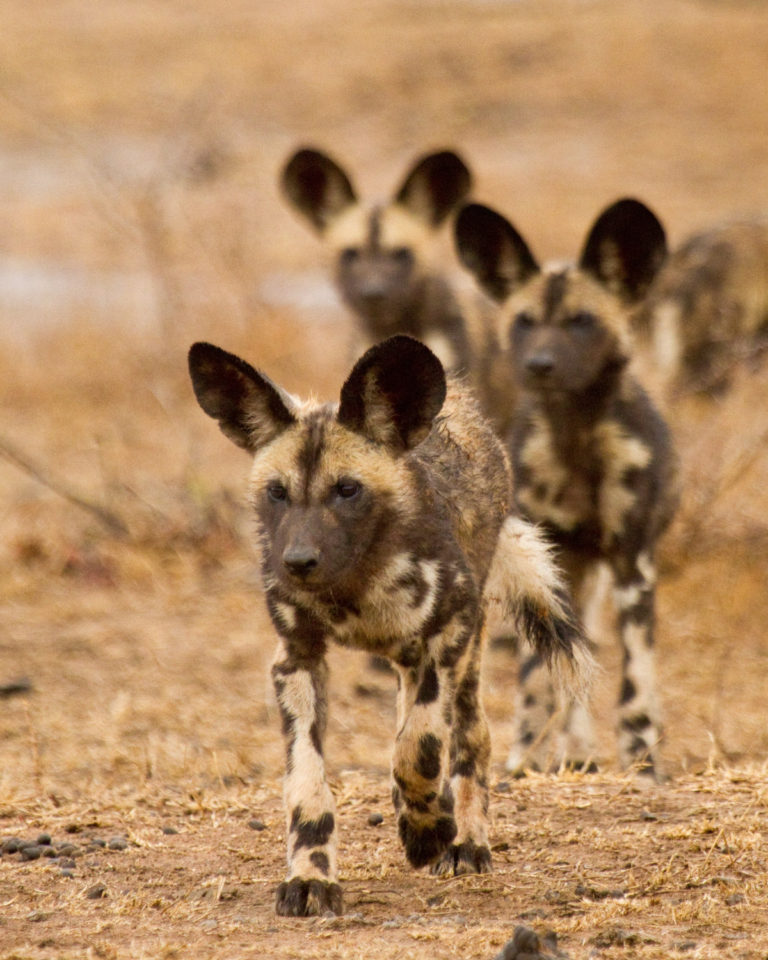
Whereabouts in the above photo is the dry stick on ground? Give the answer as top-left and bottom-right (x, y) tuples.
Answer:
(0, 434), (128, 537)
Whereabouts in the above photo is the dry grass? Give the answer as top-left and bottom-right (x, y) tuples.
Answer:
(2, 1), (768, 957)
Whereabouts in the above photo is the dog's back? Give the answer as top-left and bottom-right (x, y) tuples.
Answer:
(633, 219), (768, 396)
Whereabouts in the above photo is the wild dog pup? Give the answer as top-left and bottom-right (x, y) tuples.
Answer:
(280, 147), (476, 374)
(188, 335), (587, 916)
(455, 199), (679, 777)
(632, 219), (768, 397)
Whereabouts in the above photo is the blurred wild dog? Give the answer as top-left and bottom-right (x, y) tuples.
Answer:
(632, 219), (768, 397)
(280, 147), (474, 372)
(188, 335), (589, 917)
(281, 147), (513, 433)
(455, 199), (679, 778)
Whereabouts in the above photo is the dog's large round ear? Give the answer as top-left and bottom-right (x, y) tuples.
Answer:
(338, 336), (447, 452)
(394, 150), (472, 227)
(580, 198), (668, 302)
(454, 203), (539, 302)
(280, 147), (357, 233)
(188, 342), (295, 453)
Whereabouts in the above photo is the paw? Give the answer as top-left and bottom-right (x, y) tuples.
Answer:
(398, 813), (456, 868)
(275, 877), (343, 917)
(431, 840), (492, 876)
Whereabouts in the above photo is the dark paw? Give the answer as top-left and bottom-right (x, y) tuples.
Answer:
(431, 840), (492, 876)
(398, 813), (456, 868)
(275, 877), (343, 917)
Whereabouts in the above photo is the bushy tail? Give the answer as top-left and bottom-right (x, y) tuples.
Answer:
(484, 514), (595, 693)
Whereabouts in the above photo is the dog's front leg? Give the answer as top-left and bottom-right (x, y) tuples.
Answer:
(391, 654), (457, 870)
(271, 635), (342, 917)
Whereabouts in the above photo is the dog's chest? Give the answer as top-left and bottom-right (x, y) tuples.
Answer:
(514, 409), (649, 551)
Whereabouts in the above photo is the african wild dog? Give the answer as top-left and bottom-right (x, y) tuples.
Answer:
(280, 147), (512, 434)
(632, 219), (768, 397)
(280, 147), (474, 373)
(455, 199), (679, 777)
(188, 335), (589, 916)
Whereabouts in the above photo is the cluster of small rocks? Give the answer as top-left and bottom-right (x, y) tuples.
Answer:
(1, 831), (130, 878)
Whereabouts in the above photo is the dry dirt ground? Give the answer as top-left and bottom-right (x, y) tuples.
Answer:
(1, 2), (768, 958)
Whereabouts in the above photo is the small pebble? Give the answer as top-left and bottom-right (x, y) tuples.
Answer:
(36, 833), (52, 846)
(26, 910), (47, 923)
(108, 838), (128, 851)
(90, 838), (106, 848)
(2, 837), (23, 854)
(20, 845), (43, 861)
(367, 812), (384, 826)
(60, 868), (75, 879)
(162, 826), (178, 835)
(59, 858), (76, 869)
(86, 883), (107, 899)
(57, 843), (80, 857)
(726, 893), (745, 906)
(641, 810), (659, 822)
(248, 819), (267, 831)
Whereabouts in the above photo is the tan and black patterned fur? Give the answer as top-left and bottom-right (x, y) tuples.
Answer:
(456, 200), (679, 777)
(281, 147), (514, 435)
(189, 335), (588, 916)
(632, 219), (768, 396)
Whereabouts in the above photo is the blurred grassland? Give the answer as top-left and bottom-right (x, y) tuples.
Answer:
(0, 0), (767, 810)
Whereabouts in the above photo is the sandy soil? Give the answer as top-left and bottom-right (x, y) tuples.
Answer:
(1, 1), (768, 958)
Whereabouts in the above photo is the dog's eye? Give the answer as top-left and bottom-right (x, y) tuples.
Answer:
(267, 483), (288, 503)
(336, 480), (361, 500)
(568, 311), (595, 329)
(340, 247), (360, 264)
(515, 312), (536, 330)
(391, 247), (413, 265)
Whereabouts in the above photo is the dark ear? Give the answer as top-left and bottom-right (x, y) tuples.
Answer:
(280, 148), (357, 232)
(188, 342), (296, 453)
(338, 336), (446, 452)
(394, 150), (472, 227)
(579, 198), (667, 302)
(454, 203), (539, 302)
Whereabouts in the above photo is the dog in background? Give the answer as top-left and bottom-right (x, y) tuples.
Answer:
(632, 219), (768, 397)
(456, 198), (679, 778)
(281, 147), (513, 435)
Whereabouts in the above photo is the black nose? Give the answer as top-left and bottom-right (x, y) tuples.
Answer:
(283, 547), (320, 577)
(526, 353), (555, 376)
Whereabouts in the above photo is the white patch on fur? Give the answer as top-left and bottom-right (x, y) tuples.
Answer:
(332, 554), (441, 645)
(652, 300), (683, 386)
(617, 621), (661, 766)
(485, 515), (595, 695)
(595, 422), (652, 542)
(517, 417), (581, 531)
(272, 601), (297, 632)
(613, 553), (655, 611)
(422, 330), (456, 371)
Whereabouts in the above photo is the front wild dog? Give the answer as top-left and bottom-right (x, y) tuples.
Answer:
(188, 335), (587, 916)
(456, 199), (679, 778)
(280, 147), (476, 374)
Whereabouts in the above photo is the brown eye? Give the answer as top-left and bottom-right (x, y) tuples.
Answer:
(267, 483), (288, 503)
(391, 247), (413, 265)
(336, 480), (361, 500)
(568, 311), (596, 329)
